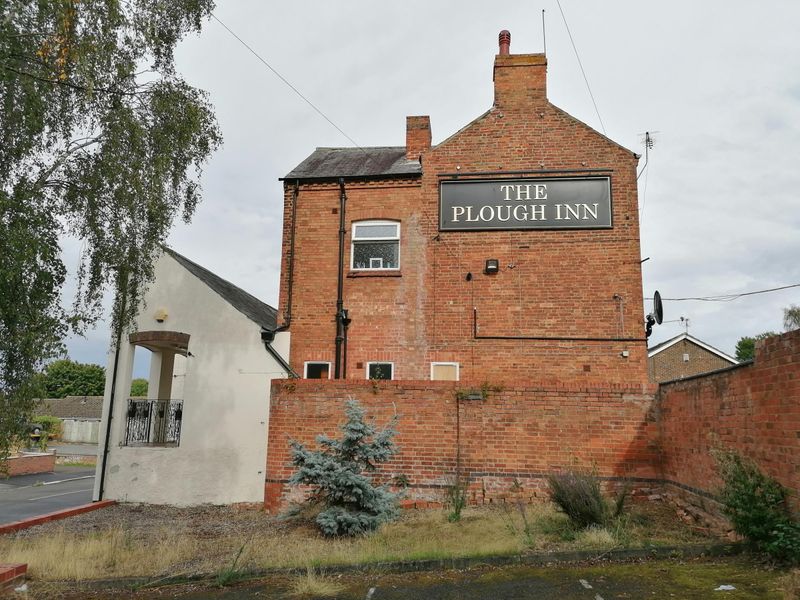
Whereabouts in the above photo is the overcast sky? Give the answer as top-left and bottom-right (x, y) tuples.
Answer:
(65, 1), (800, 370)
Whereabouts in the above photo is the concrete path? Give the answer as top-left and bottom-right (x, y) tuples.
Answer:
(0, 466), (95, 525)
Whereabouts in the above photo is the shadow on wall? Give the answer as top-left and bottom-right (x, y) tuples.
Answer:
(657, 329), (800, 510)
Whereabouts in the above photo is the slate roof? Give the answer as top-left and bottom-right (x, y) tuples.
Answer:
(283, 147), (422, 180)
(36, 396), (103, 419)
(164, 248), (278, 330)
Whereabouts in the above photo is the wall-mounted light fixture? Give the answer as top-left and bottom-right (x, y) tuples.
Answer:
(154, 309), (168, 323)
(484, 259), (499, 274)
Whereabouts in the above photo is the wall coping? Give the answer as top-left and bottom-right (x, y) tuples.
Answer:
(271, 378), (657, 395)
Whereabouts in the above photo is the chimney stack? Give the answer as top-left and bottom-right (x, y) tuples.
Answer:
(493, 30), (547, 108)
(498, 30), (511, 56)
(406, 115), (431, 161)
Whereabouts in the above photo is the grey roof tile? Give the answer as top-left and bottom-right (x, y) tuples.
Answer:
(283, 147), (421, 180)
(35, 396), (103, 419)
(164, 248), (277, 330)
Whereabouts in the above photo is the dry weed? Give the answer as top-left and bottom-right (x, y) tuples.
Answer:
(289, 567), (346, 598)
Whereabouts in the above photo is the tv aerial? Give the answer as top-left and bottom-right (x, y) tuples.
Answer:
(645, 290), (663, 339)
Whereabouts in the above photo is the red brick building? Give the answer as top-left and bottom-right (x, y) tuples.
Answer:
(648, 332), (738, 383)
(264, 34), (799, 513)
(276, 31), (648, 386)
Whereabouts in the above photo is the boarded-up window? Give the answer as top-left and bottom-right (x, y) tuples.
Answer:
(431, 363), (459, 381)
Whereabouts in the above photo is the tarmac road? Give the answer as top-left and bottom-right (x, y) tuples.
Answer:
(0, 466), (95, 525)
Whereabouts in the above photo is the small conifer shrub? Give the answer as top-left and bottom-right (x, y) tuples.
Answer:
(289, 399), (399, 536)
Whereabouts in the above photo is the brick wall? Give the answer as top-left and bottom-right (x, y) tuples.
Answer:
(658, 330), (800, 507)
(266, 330), (799, 513)
(4, 452), (56, 477)
(277, 48), (648, 386)
(265, 379), (659, 511)
(649, 338), (736, 383)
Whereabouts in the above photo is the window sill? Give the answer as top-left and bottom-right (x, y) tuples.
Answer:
(347, 270), (402, 278)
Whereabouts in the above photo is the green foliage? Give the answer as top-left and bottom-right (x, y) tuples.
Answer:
(734, 332), (777, 362)
(547, 469), (607, 529)
(39, 359), (105, 398)
(501, 480), (535, 546)
(446, 476), (468, 523)
(32, 415), (62, 439)
(0, 0), (221, 464)
(289, 399), (399, 536)
(784, 305), (800, 332)
(714, 448), (800, 563)
(130, 378), (148, 397)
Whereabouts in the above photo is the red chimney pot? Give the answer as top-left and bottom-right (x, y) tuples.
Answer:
(499, 30), (511, 55)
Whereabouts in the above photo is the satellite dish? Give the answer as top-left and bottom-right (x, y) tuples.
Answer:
(653, 290), (663, 325)
(645, 291), (664, 339)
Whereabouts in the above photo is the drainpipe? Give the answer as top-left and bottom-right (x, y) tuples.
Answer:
(334, 178), (347, 379)
(98, 272), (127, 501)
(273, 180), (299, 334)
(262, 181), (299, 377)
(342, 308), (351, 379)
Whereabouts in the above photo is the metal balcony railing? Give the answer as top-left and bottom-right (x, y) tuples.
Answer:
(124, 399), (183, 446)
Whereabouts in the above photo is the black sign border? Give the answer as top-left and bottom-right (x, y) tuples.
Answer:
(438, 176), (613, 232)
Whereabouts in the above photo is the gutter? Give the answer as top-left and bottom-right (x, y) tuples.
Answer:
(260, 329), (298, 378)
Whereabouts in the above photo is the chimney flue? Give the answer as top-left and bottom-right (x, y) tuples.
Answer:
(499, 30), (511, 55)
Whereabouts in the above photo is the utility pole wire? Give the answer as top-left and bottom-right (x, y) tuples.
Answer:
(554, 0), (606, 135)
(646, 282), (800, 303)
(210, 13), (363, 149)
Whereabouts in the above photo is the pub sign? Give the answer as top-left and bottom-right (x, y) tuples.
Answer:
(439, 177), (612, 231)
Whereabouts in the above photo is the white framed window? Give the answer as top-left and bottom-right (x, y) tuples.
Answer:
(366, 362), (394, 380)
(431, 362), (460, 381)
(351, 221), (400, 270)
(304, 361), (331, 379)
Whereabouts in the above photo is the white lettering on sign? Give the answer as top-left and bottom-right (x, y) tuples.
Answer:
(555, 203), (601, 220)
(500, 183), (546, 201)
(440, 178), (611, 230)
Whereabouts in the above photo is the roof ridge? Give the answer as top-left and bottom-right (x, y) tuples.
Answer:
(163, 247), (277, 329)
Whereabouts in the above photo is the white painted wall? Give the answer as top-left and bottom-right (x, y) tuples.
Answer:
(93, 251), (288, 505)
(61, 419), (100, 443)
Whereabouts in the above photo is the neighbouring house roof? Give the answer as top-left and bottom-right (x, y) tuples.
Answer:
(35, 396), (103, 419)
(164, 248), (278, 330)
(282, 147), (422, 181)
(648, 332), (738, 364)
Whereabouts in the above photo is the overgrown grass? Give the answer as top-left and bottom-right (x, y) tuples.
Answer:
(0, 503), (711, 581)
(0, 527), (200, 580)
(289, 567), (346, 597)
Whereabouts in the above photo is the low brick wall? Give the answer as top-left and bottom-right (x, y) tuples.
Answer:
(659, 330), (800, 509)
(3, 452), (56, 477)
(266, 332), (799, 515)
(265, 380), (660, 511)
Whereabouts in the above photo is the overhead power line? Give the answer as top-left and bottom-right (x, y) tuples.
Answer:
(554, 0), (606, 135)
(210, 13), (362, 149)
(646, 283), (800, 303)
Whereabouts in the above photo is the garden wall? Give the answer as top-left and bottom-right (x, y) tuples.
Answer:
(265, 379), (660, 511)
(658, 329), (800, 509)
(3, 452), (56, 477)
